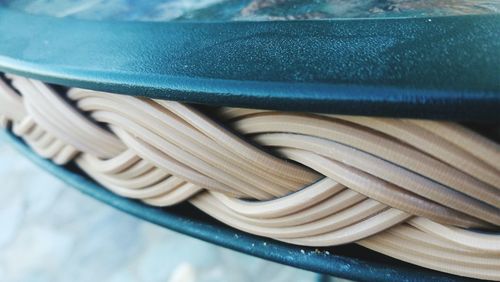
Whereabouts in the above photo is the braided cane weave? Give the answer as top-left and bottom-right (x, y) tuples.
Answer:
(1, 74), (499, 280)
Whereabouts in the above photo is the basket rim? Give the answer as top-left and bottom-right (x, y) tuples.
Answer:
(0, 7), (499, 121)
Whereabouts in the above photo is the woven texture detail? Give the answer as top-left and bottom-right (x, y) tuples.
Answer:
(1, 74), (499, 280)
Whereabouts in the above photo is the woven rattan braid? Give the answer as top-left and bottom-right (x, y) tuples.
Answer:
(1, 74), (499, 280)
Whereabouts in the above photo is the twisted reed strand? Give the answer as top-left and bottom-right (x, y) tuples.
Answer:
(1, 74), (499, 280)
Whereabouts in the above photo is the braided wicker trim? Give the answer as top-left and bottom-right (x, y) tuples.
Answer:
(1, 74), (499, 280)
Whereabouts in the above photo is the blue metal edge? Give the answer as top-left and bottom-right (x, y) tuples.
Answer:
(0, 8), (499, 121)
(1, 129), (489, 282)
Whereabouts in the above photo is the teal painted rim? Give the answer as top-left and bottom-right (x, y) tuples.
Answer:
(0, 8), (499, 121)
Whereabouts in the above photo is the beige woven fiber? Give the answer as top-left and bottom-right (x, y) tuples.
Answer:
(1, 74), (499, 280)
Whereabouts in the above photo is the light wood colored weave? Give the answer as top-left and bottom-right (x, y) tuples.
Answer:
(1, 74), (499, 280)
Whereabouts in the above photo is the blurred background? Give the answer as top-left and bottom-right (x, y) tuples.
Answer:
(2, 0), (499, 21)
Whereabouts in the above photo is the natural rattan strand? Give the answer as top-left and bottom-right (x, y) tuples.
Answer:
(1, 74), (499, 280)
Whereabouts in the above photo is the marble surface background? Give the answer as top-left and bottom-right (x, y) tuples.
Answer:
(0, 138), (322, 282)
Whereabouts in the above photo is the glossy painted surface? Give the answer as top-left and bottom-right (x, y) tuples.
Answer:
(0, 7), (499, 121)
(1, 129), (484, 282)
